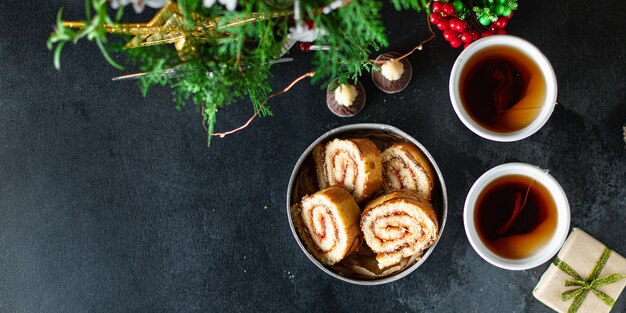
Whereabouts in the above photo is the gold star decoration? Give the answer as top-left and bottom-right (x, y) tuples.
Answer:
(62, 1), (292, 61)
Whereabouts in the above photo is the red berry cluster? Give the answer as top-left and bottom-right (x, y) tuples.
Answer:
(430, 0), (513, 49)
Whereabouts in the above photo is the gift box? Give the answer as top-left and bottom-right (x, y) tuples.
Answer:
(533, 228), (626, 313)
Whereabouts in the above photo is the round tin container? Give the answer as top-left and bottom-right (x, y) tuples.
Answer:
(286, 123), (448, 285)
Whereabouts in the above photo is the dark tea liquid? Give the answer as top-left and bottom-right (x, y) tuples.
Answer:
(460, 45), (547, 133)
(474, 175), (557, 259)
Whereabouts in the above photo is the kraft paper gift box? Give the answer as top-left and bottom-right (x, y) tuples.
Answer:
(533, 228), (626, 313)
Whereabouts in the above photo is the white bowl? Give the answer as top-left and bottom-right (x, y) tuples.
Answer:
(449, 35), (558, 142)
(463, 163), (570, 270)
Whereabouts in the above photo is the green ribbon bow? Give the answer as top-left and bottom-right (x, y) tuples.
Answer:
(553, 247), (626, 313)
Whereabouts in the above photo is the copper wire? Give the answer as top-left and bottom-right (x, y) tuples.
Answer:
(368, 2), (435, 64)
(211, 72), (316, 137)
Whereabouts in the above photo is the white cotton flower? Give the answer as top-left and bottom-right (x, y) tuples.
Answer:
(110, 0), (131, 9)
(203, 0), (237, 11)
(143, 0), (167, 8)
(110, 0), (167, 13)
(220, 0), (237, 11)
(287, 26), (327, 43)
(203, 0), (217, 8)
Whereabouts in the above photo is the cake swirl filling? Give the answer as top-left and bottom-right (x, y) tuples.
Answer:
(381, 143), (433, 200)
(307, 205), (339, 252)
(360, 193), (438, 269)
(384, 156), (419, 190)
(327, 148), (360, 193)
(314, 138), (382, 203)
(367, 211), (429, 253)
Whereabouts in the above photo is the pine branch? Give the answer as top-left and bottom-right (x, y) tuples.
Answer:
(48, 0), (124, 70)
(48, 0), (427, 146)
(306, 0), (426, 88)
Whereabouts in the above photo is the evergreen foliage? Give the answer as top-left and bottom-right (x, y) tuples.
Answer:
(47, 0), (426, 145)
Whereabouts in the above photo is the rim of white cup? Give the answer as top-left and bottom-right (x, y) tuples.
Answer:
(463, 163), (570, 270)
(449, 35), (558, 142)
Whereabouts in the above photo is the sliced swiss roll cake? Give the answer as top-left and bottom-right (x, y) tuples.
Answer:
(313, 138), (382, 203)
(292, 187), (362, 265)
(360, 190), (438, 269)
(381, 142), (435, 201)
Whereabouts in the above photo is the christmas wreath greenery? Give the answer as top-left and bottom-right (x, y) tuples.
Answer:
(47, 0), (428, 145)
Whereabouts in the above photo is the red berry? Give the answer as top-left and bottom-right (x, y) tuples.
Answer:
(304, 20), (315, 30)
(436, 19), (449, 30)
(507, 11), (514, 19)
(460, 31), (472, 43)
(442, 3), (455, 16)
(495, 28), (507, 35)
(481, 30), (494, 38)
(494, 16), (508, 28)
(443, 29), (459, 41)
(450, 38), (462, 48)
(432, 1), (442, 13)
(449, 18), (462, 31)
(430, 12), (442, 24)
(469, 30), (481, 41)
(489, 24), (498, 32)
(299, 42), (311, 52)
(448, 18), (457, 30)
(455, 20), (467, 32)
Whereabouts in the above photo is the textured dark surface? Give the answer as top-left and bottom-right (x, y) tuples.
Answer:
(1, 1), (625, 312)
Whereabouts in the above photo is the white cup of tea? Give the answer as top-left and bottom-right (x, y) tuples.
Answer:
(449, 35), (558, 142)
(463, 163), (570, 270)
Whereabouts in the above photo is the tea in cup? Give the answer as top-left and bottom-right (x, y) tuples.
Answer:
(449, 36), (558, 142)
(464, 163), (570, 270)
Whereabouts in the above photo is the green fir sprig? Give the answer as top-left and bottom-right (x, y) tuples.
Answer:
(47, 0), (427, 146)
(306, 0), (387, 86)
(47, 0), (124, 70)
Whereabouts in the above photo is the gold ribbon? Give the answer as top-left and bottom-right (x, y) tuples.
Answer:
(553, 247), (626, 313)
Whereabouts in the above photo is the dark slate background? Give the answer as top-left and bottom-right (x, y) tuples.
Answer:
(1, 0), (625, 312)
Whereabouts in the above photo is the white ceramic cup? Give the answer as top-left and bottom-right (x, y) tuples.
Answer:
(463, 163), (570, 270)
(449, 35), (558, 142)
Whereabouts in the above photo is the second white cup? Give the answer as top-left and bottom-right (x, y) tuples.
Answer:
(464, 163), (570, 270)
